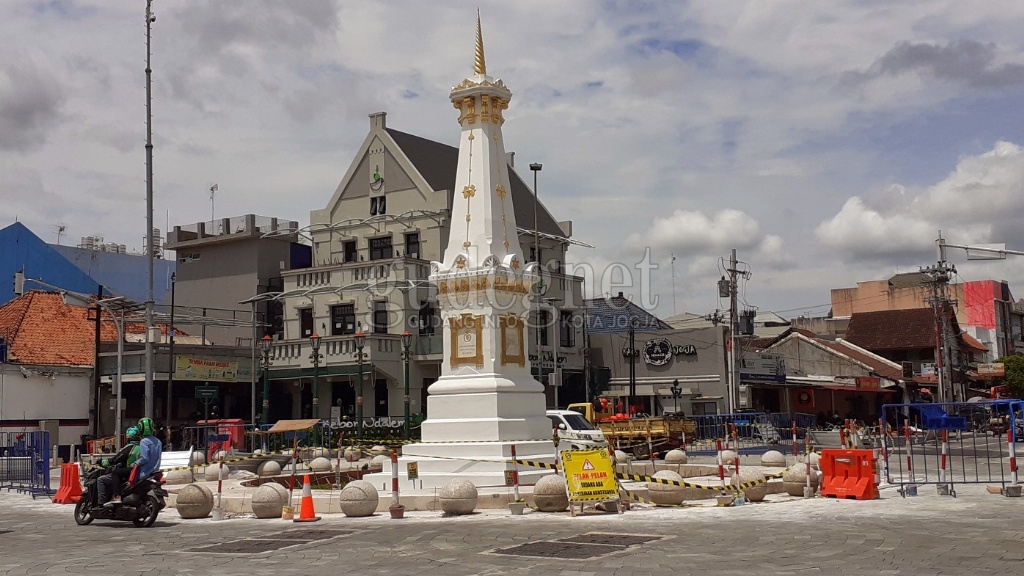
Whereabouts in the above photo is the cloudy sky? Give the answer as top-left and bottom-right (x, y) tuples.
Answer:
(3, 1), (1024, 320)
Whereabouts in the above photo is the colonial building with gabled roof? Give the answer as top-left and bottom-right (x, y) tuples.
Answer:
(259, 111), (589, 422)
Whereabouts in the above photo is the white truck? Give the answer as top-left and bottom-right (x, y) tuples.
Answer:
(546, 409), (610, 450)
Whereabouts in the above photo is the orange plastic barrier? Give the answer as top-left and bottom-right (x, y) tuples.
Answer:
(52, 463), (83, 504)
(820, 449), (879, 500)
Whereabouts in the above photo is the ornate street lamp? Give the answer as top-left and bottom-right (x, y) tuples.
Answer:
(401, 331), (412, 440)
(621, 316), (640, 417)
(354, 331), (367, 440)
(260, 334), (273, 425)
(309, 332), (323, 420)
(670, 378), (682, 415)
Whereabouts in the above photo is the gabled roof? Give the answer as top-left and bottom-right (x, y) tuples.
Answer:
(764, 331), (903, 381)
(960, 332), (988, 352)
(385, 128), (565, 238)
(0, 291), (180, 367)
(887, 272), (931, 289)
(745, 327), (820, 352)
(585, 294), (670, 333)
(0, 291), (110, 366)
(844, 308), (946, 351)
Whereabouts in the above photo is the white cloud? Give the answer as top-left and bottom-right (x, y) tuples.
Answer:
(818, 141), (1024, 262)
(627, 209), (761, 252)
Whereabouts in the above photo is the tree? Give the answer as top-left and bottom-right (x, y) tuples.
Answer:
(998, 356), (1024, 398)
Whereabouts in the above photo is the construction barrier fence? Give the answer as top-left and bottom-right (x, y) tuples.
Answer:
(687, 412), (782, 455)
(881, 400), (1022, 497)
(0, 431), (53, 498)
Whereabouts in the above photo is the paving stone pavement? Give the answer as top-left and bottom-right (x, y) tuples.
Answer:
(1, 484), (1023, 576)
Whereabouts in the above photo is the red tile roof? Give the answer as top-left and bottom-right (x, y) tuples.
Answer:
(824, 340), (903, 381)
(0, 291), (177, 367)
(844, 308), (942, 351)
(960, 332), (988, 352)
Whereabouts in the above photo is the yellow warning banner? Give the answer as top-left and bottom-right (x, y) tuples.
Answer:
(561, 448), (617, 502)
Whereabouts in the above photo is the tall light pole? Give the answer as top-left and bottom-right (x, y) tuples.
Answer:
(354, 331), (367, 441)
(529, 163), (543, 392)
(670, 379), (681, 415)
(309, 333), (323, 420)
(143, 0), (156, 419)
(260, 334), (273, 425)
(166, 272), (175, 426)
(401, 331), (412, 440)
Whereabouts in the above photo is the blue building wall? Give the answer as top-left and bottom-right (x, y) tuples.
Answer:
(0, 223), (174, 305)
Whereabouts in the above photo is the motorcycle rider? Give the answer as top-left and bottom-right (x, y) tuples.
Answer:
(131, 417), (163, 486)
(97, 427), (140, 508)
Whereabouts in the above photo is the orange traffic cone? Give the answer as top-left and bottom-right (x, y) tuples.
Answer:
(294, 474), (321, 523)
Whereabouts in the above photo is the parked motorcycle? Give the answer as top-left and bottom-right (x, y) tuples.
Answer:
(73, 465), (167, 528)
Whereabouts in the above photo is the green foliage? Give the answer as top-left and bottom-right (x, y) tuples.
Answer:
(1000, 356), (1024, 398)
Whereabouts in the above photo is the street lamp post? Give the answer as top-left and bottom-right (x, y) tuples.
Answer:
(530, 163), (542, 265)
(621, 316), (640, 417)
(670, 378), (682, 415)
(309, 333), (323, 420)
(401, 331), (412, 441)
(260, 335), (273, 425)
(354, 331), (366, 441)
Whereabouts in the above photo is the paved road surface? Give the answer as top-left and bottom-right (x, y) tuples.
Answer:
(2, 485), (1023, 576)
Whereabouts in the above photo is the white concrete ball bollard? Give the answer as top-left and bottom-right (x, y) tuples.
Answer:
(721, 450), (738, 466)
(188, 451), (207, 466)
(370, 445), (387, 457)
(175, 483), (214, 519)
(369, 455), (388, 472)
(648, 470), (686, 506)
(252, 448), (264, 456)
(204, 463), (230, 482)
(309, 457), (333, 473)
(533, 474), (569, 512)
(731, 468), (769, 502)
(310, 448), (328, 460)
(782, 464), (820, 496)
(339, 480), (379, 517)
(257, 460), (282, 477)
(664, 449), (688, 465)
(809, 452), (821, 469)
(164, 469), (194, 485)
(439, 478), (478, 515)
(344, 448), (363, 462)
(614, 450), (629, 464)
(251, 483), (287, 519)
(212, 450), (229, 462)
(760, 450), (787, 467)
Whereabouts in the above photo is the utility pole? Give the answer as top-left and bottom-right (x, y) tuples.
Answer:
(727, 249), (739, 414)
(143, 0), (156, 419)
(922, 233), (957, 403)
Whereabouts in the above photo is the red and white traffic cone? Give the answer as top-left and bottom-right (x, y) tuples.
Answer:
(294, 473), (321, 523)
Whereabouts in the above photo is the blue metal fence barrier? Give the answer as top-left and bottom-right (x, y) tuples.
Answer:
(0, 431), (52, 498)
(687, 412), (781, 455)
(881, 400), (1022, 497)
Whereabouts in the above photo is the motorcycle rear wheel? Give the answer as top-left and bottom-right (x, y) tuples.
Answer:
(132, 495), (160, 528)
(73, 500), (94, 525)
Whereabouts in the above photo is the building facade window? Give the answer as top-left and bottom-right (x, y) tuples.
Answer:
(373, 300), (388, 334)
(343, 240), (357, 263)
(559, 311), (575, 348)
(331, 304), (356, 336)
(418, 302), (437, 336)
(405, 233), (420, 259)
(369, 236), (393, 260)
(370, 196), (386, 216)
(299, 308), (313, 338)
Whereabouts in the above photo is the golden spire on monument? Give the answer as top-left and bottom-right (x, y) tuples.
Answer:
(474, 9), (486, 75)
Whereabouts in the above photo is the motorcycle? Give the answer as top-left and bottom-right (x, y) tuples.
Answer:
(74, 465), (167, 528)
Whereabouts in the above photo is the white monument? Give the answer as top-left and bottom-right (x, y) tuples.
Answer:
(368, 15), (554, 488)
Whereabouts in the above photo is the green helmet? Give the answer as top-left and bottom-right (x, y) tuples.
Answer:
(137, 417), (155, 437)
(126, 426), (140, 441)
